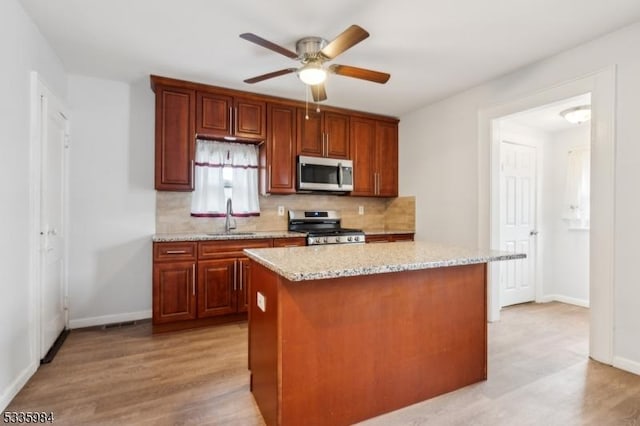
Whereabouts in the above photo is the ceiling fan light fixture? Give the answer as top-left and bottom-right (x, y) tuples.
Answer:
(560, 105), (591, 124)
(298, 62), (327, 85)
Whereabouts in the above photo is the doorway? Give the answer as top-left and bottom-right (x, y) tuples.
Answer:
(495, 94), (591, 309)
(29, 72), (70, 362)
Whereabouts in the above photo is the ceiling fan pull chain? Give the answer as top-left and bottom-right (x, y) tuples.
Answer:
(305, 88), (309, 120)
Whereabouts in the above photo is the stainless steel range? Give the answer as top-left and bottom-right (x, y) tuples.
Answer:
(288, 210), (365, 245)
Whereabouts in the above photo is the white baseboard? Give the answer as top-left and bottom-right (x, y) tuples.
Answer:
(1, 361), (38, 411)
(613, 356), (640, 376)
(539, 294), (590, 308)
(69, 310), (152, 329)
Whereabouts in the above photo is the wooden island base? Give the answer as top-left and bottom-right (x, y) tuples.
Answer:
(248, 261), (487, 426)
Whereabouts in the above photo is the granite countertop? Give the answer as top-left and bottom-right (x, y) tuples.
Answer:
(244, 241), (525, 282)
(152, 231), (304, 242)
(153, 229), (415, 242)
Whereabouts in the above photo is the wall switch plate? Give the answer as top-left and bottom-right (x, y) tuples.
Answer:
(257, 292), (266, 312)
(358, 206), (364, 215)
(277, 206), (285, 216)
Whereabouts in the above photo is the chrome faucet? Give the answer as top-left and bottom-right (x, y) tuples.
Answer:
(224, 198), (236, 233)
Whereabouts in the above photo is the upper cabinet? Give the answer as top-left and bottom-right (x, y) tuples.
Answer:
(153, 84), (195, 191)
(264, 102), (297, 194)
(297, 109), (349, 159)
(196, 91), (266, 141)
(151, 75), (398, 195)
(350, 117), (398, 197)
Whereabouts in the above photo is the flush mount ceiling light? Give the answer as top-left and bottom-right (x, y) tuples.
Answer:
(297, 61), (327, 85)
(560, 105), (591, 124)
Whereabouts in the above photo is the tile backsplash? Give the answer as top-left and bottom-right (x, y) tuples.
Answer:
(156, 192), (415, 234)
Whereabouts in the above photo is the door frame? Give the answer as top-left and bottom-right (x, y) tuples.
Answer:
(478, 66), (616, 365)
(28, 71), (71, 363)
(497, 139), (539, 307)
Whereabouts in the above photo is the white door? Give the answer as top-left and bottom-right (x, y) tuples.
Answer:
(39, 89), (69, 359)
(499, 141), (536, 307)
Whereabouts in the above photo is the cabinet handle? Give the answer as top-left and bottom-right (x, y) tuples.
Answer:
(233, 262), (237, 291)
(234, 107), (238, 135)
(239, 263), (243, 290)
(192, 263), (196, 296)
(268, 165), (271, 189)
(229, 107), (233, 135)
(166, 250), (187, 254)
(325, 133), (329, 157)
(190, 160), (194, 190)
(321, 133), (326, 157)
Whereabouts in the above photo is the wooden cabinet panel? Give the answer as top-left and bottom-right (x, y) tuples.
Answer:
(297, 109), (323, 156)
(324, 112), (349, 159)
(198, 259), (236, 318)
(376, 121), (399, 197)
(350, 117), (377, 196)
(153, 242), (197, 262)
(153, 261), (196, 324)
(235, 97), (266, 140)
(196, 91), (265, 141)
(154, 85), (195, 191)
(266, 103), (296, 194)
(196, 92), (232, 137)
(365, 233), (414, 243)
(297, 109), (349, 159)
(350, 119), (398, 197)
(199, 239), (272, 259)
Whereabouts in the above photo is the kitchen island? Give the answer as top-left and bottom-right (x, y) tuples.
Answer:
(244, 242), (524, 426)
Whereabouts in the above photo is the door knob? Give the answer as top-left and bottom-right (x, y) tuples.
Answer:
(530, 230), (539, 236)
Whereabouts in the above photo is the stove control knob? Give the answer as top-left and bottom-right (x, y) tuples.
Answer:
(323, 237), (328, 243)
(347, 236), (352, 242)
(335, 237), (341, 243)
(353, 236), (359, 242)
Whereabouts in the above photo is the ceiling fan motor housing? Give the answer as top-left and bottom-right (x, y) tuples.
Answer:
(296, 37), (328, 62)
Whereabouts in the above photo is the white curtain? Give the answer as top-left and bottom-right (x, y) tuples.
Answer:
(191, 140), (260, 217)
(562, 147), (590, 229)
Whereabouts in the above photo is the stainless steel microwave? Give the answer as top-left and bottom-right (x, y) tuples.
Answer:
(297, 155), (354, 192)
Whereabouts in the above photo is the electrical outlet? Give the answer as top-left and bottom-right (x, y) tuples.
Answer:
(257, 292), (266, 312)
(277, 206), (285, 216)
(358, 205), (364, 215)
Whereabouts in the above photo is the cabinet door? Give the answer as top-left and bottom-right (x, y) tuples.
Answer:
(375, 121), (399, 197)
(196, 91), (233, 139)
(198, 259), (237, 318)
(267, 103), (296, 194)
(155, 86), (195, 191)
(324, 112), (350, 159)
(235, 97), (266, 140)
(297, 109), (324, 157)
(153, 261), (196, 324)
(238, 258), (251, 313)
(350, 117), (377, 196)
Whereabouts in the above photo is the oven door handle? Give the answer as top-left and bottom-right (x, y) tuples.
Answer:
(337, 162), (343, 188)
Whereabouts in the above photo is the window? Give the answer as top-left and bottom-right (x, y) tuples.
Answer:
(191, 140), (260, 217)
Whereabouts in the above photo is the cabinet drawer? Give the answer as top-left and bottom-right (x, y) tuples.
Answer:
(154, 242), (197, 262)
(198, 239), (273, 259)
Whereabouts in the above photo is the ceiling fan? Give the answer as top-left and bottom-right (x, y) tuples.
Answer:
(239, 25), (390, 102)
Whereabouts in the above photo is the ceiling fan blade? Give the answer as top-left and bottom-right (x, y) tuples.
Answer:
(244, 68), (297, 84)
(320, 25), (369, 60)
(329, 64), (390, 84)
(239, 33), (298, 59)
(311, 83), (327, 102)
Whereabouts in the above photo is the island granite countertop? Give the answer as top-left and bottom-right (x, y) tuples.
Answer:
(244, 241), (525, 281)
(152, 231), (303, 242)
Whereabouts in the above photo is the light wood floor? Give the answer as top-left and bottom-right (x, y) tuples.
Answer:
(7, 302), (640, 425)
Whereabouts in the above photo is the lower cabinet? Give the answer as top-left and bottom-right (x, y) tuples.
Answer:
(153, 239), (272, 332)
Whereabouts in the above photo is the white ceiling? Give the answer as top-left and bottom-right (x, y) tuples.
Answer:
(19, 0), (640, 117)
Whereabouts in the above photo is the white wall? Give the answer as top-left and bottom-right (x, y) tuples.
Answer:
(66, 75), (155, 328)
(399, 21), (640, 372)
(0, 0), (67, 410)
(542, 125), (590, 306)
